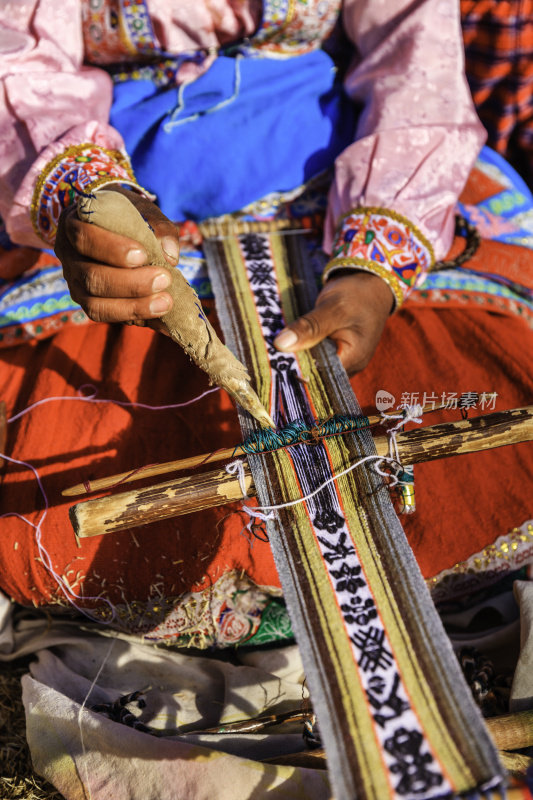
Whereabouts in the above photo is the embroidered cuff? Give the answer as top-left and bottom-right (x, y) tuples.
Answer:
(31, 143), (143, 245)
(323, 207), (435, 308)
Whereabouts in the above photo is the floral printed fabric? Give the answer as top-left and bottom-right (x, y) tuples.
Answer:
(89, 570), (292, 648)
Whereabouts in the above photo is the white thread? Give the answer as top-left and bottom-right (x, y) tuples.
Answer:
(0, 452), (117, 623)
(381, 404), (423, 483)
(164, 54), (242, 132)
(7, 384), (219, 424)
(77, 638), (116, 800)
(233, 453), (398, 516)
(2, 383), (218, 619)
(226, 459), (275, 531)
(225, 458), (250, 499)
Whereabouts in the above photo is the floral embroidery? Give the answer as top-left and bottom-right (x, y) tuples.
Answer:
(91, 570), (285, 648)
(323, 207), (435, 308)
(31, 143), (140, 245)
(82, 0), (158, 65)
(250, 598), (294, 644)
(248, 0), (341, 56)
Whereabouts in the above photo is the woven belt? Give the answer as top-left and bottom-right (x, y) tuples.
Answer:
(205, 230), (504, 800)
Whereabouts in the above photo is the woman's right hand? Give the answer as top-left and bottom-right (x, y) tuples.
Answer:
(54, 186), (180, 324)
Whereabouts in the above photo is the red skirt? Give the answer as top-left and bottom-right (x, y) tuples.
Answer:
(1, 169), (532, 641)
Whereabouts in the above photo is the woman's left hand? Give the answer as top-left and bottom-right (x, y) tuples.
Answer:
(273, 272), (394, 375)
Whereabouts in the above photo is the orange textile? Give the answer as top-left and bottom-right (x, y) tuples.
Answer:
(355, 304), (533, 581)
(0, 281), (532, 619)
(0, 319), (280, 616)
(1, 161), (533, 626)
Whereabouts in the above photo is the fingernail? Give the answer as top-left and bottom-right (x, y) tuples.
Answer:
(150, 295), (171, 315)
(161, 236), (179, 263)
(127, 248), (146, 266)
(274, 329), (298, 351)
(152, 273), (170, 291)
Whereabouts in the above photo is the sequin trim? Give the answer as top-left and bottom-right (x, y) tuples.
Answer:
(248, 0), (341, 56)
(428, 520), (533, 603)
(31, 143), (140, 245)
(120, 0), (157, 56)
(409, 286), (533, 327)
(324, 207), (435, 307)
(323, 256), (405, 307)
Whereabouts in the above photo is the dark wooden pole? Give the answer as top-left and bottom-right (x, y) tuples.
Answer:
(70, 406), (533, 540)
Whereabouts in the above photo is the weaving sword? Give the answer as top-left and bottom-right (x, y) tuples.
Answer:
(204, 230), (505, 800)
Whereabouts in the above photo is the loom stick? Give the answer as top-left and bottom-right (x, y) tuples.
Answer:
(263, 710), (533, 771)
(70, 465), (254, 539)
(77, 191), (274, 428)
(69, 406), (533, 539)
(62, 400), (459, 497)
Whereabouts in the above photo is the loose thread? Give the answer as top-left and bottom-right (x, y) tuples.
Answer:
(379, 404), (423, 487)
(2, 384), (218, 617)
(225, 459), (274, 538)
(7, 384), (220, 424)
(0, 453), (117, 623)
(227, 453), (398, 525)
(78, 638), (116, 800)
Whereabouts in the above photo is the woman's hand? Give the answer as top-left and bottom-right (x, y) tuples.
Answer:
(54, 186), (180, 323)
(273, 272), (394, 375)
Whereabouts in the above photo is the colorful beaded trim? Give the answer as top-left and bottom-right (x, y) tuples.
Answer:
(249, 0), (341, 55)
(31, 143), (139, 245)
(120, 0), (157, 56)
(323, 207), (435, 307)
(82, 0), (157, 65)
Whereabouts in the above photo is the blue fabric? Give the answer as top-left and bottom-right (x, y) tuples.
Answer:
(110, 50), (356, 221)
(458, 146), (533, 249)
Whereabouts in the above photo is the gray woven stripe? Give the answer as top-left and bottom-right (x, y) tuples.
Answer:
(205, 232), (504, 799)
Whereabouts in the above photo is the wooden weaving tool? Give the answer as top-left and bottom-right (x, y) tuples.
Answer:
(77, 190), (274, 428)
(67, 404), (533, 538)
(62, 398), (467, 496)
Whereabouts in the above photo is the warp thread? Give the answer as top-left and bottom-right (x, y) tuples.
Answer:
(227, 405), (424, 525)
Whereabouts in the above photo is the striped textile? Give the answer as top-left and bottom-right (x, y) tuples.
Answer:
(205, 230), (505, 800)
(461, 0), (533, 186)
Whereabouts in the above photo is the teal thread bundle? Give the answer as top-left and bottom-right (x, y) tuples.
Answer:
(236, 414), (371, 456)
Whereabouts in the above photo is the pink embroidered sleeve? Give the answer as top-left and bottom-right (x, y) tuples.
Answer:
(324, 0), (487, 307)
(0, 0), (139, 249)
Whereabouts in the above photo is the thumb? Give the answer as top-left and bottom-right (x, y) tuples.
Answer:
(274, 306), (337, 353)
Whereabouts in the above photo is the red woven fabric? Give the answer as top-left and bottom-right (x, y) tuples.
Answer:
(0, 169), (532, 617)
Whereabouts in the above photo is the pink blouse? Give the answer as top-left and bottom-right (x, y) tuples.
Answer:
(0, 0), (486, 303)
